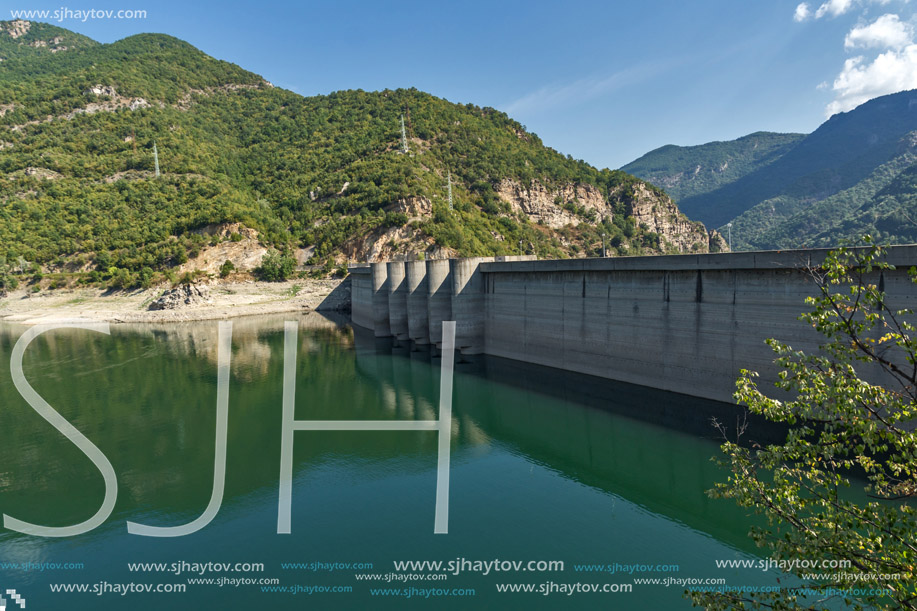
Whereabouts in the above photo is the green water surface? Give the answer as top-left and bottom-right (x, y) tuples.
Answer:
(0, 313), (781, 610)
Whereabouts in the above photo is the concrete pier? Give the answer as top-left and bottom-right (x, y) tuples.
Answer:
(425, 259), (452, 349)
(349, 247), (917, 403)
(386, 261), (409, 340)
(451, 257), (490, 354)
(405, 261), (430, 344)
(371, 262), (391, 338)
(350, 266), (373, 330)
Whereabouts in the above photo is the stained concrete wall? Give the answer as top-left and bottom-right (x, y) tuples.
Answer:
(426, 259), (452, 348)
(371, 262), (391, 338)
(350, 266), (373, 330)
(387, 261), (409, 340)
(451, 257), (493, 354)
(348, 247), (917, 403)
(405, 261), (430, 344)
(481, 248), (917, 403)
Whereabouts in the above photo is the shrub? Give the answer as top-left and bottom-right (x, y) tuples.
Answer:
(139, 267), (154, 289)
(0, 274), (20, 290)
(256, 250), (296, 282)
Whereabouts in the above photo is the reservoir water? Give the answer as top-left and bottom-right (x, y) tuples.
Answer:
(0, 313), (781, 609)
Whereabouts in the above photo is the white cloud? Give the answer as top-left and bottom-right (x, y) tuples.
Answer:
(816, 0), (856, 18)
(845, 13), (913, 49)
(827, 44), (917, 115)
(794, 2), (812, 21)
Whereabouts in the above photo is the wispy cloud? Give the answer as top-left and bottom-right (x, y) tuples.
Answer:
(503, 61), (675, 117)
(794, 0), (904, 21)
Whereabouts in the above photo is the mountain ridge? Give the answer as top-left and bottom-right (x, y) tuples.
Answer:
(622, 89), (917, 250)
(622, 131), (805, 205)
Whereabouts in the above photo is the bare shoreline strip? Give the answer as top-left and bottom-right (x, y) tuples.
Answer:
(0, 278), (348, 326)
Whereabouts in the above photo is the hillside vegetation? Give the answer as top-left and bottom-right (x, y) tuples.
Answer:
(0, 20), (720, 290)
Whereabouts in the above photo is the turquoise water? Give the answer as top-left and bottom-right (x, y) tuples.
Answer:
(0, 314), (782, 609)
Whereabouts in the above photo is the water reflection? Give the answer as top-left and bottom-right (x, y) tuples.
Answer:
(0, 314), (775, 610)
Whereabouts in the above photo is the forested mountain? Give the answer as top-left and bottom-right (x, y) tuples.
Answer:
(621, 132), (804, 204)
(0, 20), (721, 289)
(623, 90), (917, 250)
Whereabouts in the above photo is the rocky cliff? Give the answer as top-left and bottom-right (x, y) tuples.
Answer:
(496, 179), (724, 254)
(616, 183), (726, 253)
(496, 179), (611, 228)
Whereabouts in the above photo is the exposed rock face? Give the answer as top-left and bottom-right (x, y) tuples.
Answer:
(149, 284), (213, 310)
(102, 169), (153, 183)
(495, 178), (723, 254)
(708, 229), (728, 252)
(86, 84), (117, 97)
(496, 179), (611, 228)
(180, 222), (267, 274)
(389, 196), (432, 220)
(338, 223), (453, 263)
(4, 20), (31, 39)
(3, 21), (68, 52)
(616, 182), (720, 253)
(21, 167), (62, 180)
(70, 85), (150, 117)
(332, 177), (724, 261)
(331, 197), (449, 262)
(175, 83), (270, 110)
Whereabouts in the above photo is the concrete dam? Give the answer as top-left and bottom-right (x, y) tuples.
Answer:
(349, 246), (917, 404)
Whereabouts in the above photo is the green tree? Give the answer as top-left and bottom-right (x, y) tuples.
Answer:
(219, 259), (235, 278)
(255, 250), (296, 282)
(694, 241), (917, 610)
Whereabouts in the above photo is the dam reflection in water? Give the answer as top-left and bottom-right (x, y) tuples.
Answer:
(0, 314), (776, 610)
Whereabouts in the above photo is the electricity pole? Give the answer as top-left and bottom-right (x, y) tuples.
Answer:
(447, 172), (453, 211)
(153, 142), (160, 177)
(400, 115), (409, 153)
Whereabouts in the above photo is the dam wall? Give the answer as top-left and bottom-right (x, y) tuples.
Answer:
(349, 247), (917, 403)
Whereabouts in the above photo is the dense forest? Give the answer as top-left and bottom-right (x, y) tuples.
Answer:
(0, 20), (716, 290)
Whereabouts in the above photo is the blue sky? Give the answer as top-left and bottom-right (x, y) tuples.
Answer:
(8, 0), (917, 168)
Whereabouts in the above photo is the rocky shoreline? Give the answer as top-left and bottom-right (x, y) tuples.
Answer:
(0, 278), (350, 326)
